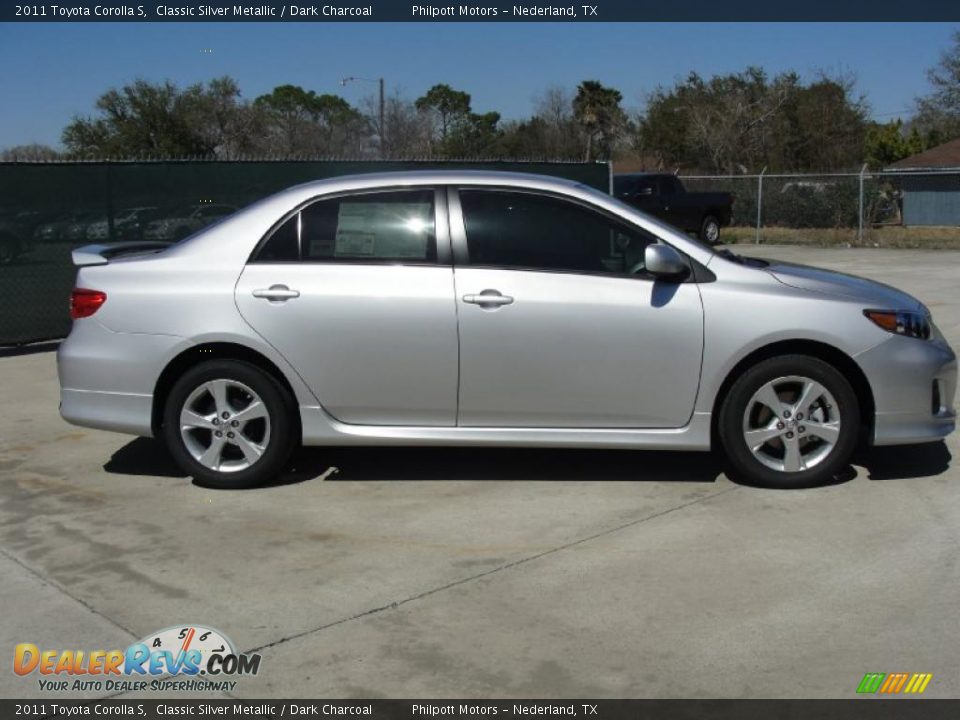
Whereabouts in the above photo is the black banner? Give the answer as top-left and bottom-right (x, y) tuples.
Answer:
(4, 0), (960, 22)
(5, 700), (960, 720)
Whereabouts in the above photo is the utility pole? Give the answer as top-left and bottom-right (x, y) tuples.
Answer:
(858, 164), (868, 243)
(341, 75), (385, 159)
(379, 77), (385, 159)
(756, 166), (767, 244)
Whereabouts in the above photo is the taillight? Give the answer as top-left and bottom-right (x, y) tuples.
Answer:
(70, 288), (107, 319)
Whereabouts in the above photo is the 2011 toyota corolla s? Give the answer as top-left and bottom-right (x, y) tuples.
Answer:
(57, 171), (957, 489)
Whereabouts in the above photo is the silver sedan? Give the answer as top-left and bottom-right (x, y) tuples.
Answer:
(57, 171), (957, 489)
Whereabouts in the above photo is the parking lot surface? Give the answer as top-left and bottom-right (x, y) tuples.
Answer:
(1, 245), (958, 699)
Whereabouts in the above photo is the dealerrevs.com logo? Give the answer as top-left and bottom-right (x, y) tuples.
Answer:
(14, 624), (262, 693)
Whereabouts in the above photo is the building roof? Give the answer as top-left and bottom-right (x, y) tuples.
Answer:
(887, 137), (960, 171)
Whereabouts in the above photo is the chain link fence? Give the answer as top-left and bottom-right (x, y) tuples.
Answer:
(0, 159), (610, 346)
(681, 170), (960, 243)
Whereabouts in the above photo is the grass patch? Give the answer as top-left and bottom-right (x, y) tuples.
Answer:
(720, 225), (960, 249)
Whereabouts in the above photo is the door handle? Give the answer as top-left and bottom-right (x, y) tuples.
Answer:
(252, 284), (300, 301)
(463, 290), (514, 307)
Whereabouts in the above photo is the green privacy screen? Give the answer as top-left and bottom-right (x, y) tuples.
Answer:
(0, 159), (610, 346)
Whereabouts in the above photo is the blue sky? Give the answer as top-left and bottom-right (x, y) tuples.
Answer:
(0, 22), (956, 148)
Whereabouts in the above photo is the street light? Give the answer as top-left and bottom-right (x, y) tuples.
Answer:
(341, 75), (385, 158)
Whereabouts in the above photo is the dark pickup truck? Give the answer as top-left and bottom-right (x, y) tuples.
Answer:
(613, 173), (734, 244)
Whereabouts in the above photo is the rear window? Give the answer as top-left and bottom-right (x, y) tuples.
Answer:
(614, 176), (656, 197)
(613, 177), (637, 196)
(252, 189), (437, 264)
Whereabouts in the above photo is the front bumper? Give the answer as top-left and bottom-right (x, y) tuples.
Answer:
(856, 334), (957, 445)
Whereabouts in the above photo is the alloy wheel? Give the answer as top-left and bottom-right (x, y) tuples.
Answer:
(741, 375), (841, 473)
(179, 378), (271, 473)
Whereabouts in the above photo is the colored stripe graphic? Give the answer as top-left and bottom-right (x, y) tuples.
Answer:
(857, 673), (885, 694)
(858, 672), (932, 694)
(880, 672), (909, 693)
(904, 673), (933, 694)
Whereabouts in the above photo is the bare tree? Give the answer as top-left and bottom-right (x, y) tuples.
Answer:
(914, 30), (960, 141)
(637, 68), (867, 172)
(531, 87), (582, 159)
(1, 144), (60, 161)
(361, 90), (430, 158)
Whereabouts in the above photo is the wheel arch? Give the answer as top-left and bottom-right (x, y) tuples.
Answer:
(152, 342), (301, 438)
(704, 206), (731, 226)
(710, 339), (875, 447)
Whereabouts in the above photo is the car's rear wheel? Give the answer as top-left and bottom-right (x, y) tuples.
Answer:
(163, 360), (297, 489)
(699, 215), (721, 244)
(718, 355), (860, 488)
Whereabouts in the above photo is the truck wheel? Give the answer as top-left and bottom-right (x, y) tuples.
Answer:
(699, 216), (721, 244)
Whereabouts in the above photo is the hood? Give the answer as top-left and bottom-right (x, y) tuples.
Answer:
(764, 260), (925, 312)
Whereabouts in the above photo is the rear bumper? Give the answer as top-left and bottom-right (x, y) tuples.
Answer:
(60, 388), (153, 436)
(58, 319), (186, 437)
(856, 334), (957, 446)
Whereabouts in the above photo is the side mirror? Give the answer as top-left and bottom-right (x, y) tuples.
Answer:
(645, 244), (689, 279)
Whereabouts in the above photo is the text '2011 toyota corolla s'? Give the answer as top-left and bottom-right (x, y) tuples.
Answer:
(57, 171), (957, 489)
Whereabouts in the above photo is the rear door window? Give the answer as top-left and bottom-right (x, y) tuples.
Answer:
(252, 189), (437, 264)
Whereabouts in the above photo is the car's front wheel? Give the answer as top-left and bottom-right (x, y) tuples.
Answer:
(718, 355), (860, 488)
(163, 360), (297, 489)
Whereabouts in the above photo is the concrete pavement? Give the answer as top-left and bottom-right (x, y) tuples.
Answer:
(1, 245), (958, 699)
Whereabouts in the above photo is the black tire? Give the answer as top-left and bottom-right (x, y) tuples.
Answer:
(0, 235), (19, 265)
(699, 215), (721, 244)
(162, 360), (297, 489)
(718, 355), (860, 488)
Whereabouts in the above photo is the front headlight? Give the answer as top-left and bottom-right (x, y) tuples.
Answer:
(863, 309), (932, 340)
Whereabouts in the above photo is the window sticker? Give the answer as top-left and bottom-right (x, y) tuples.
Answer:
(331, 201), (433, 258)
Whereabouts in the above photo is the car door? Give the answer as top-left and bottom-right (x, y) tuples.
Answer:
(450, 187), (704, 428)
(235, 187), (459, 426)
(614, 176), (663, 220)
(657, 175), (688, 229)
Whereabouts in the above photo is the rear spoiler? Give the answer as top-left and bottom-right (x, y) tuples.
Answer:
(72, 241), (172, 267)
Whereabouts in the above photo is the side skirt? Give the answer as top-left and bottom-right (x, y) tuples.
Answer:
(299, 407), (713, 451)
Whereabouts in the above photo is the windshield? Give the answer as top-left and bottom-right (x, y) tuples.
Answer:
(579, 183), (721, 255)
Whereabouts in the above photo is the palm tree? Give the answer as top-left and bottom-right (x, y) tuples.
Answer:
(573, 81), (626, 161)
